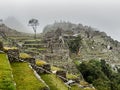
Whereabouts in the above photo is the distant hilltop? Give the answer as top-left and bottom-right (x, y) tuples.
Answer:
(0, 23), (30, 37)
(43, 21), (120, 64)
(1, 16), (29, 33)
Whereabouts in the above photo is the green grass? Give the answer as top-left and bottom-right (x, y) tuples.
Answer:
(66, 73), (78, 80)
(74, 60), (81, 66)
(3, 47), (18, 50)
(40, 74), (68, 90)
(71, 85), (83, 90)
(19, 53), (32, 59)
(11, 62), (47, 90)
(24, 44), (44, 46)
(51, 66), (62, 71)
(0, 54), (16, 90)
(36, 60), (47, 66)
(39, 48), (47, 51)
(27, 48), (37, 50)
(70, 82), (95, 90)
(24, 39), (41, 42)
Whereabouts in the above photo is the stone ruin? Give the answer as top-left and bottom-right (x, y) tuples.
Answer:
(4, 49), (20, 62)
(20, 57), (36, 65)
(2, 45), (51, 74)
(41, 28), (82, 74)
(0, 41), (3, 50)
(42, 64), (51, 72)
(31, 64), (51, 74)
(56, 70), (67, 82)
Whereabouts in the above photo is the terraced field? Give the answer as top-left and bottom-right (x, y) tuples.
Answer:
(0, 37), (95, 90)
(11, 62), (47, 90)
(0, 53), (16, 90)
(40, 74), (68, 90)
(40, 74), (89, 90)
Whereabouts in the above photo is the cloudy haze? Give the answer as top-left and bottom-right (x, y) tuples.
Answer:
(0, 0), (120, 41)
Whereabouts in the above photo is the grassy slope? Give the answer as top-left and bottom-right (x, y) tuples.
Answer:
(71, 85), (83, 90)
(40, 74), (68, 90)
(11, 62), (47, 90)
(0, 54), (16, 90)
(41, 74), (87, 90)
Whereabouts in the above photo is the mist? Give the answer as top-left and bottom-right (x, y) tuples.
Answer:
(0, 0), (120, 41)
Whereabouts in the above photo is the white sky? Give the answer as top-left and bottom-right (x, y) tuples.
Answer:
(0, 0), (120, 41)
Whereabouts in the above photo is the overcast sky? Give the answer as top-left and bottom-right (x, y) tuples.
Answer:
(0, 0), (120, 41)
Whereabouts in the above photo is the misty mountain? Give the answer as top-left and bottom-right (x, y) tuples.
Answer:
(4, 16), (28, 33)
(43, 21), (120, 64)
(43, 21), (77, 33)
(0, 23), (31, 37)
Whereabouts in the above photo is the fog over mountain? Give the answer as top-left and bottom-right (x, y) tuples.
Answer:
(0, 0), (120, 41)
(4, 16), (29, 33)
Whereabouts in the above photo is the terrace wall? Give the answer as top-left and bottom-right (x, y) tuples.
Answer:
(0, 41), (3, 50)
(5, 49), (20, 62)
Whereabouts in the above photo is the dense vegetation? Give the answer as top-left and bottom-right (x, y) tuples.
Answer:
(68, 35), (82, 54)
(77, 59), (120, 90)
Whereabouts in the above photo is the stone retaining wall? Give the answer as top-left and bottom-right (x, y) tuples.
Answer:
(0, 41), (3, 50)
(56, 70), (67, 82)
(31, 64), (51, 74)
(20, 58), (35, 65)
(5, 49), (20, 62)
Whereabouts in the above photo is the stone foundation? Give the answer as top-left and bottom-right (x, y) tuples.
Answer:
(56, 70), (67, 82)
(5, 49), (20, 62)
(44, 54), (62, 61)
(42, 64), (51, 72)
(21, 58), (35, 65)
(31, 64), (51, 74)
(0, 41), (3, 50)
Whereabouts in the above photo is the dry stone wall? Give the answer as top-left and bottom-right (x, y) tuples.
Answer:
(31, 64), (51, 74)
(0, 41), (3, 50)
(5, 49), (20, 62)
(20, 58), (35, 65)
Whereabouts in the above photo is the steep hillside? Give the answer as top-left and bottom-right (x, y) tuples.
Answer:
(43, 22), (120, 70)
(4, 16), (27, 32)
(0, 24), (31, 37)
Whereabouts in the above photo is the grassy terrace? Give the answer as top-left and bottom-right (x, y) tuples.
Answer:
(3, 47), (18, 50)
(40, 74), (86, 90)
(36, 60), (47, 66)
(0, 54), (16, 90)
(40, 74), (68, 90)
(11, 62), (47, 90)
(51, 66), (62, 71)
(66, 73), (79, 80)
(19, 53), (32, 59)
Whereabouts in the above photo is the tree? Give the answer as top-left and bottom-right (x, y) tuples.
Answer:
(101, 59), (112, 78)
(28, 19), (39, 39)
(68, 35), (82, 54)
